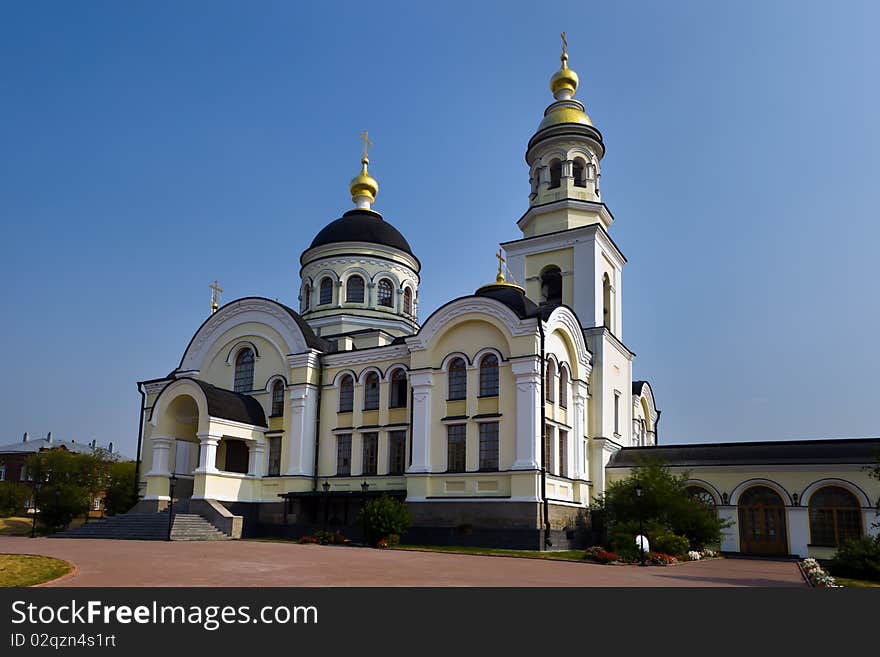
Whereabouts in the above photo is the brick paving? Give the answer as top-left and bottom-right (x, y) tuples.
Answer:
(0, 536), (806, 587)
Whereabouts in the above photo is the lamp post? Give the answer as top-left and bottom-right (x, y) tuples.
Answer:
(54, 488), (60, 534)
(635, 482), (646, 566)
(322, 480), (330, 532)
(30, 481), (41, 538)
(166, 473), (177, 541)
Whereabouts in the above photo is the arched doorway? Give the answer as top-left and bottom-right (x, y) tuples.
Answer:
(738, 486), (788, 555)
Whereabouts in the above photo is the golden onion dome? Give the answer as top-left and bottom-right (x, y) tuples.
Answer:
(538, 102), (592, 131)
(550, 53), (579, 99)
(350, 156), (378, 206)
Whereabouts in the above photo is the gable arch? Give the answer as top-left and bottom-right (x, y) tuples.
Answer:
(180, 298), (315, 373)
(684, 479), (723, 506)
(149, 379), (211, 435)
(543, 306), (592, 380)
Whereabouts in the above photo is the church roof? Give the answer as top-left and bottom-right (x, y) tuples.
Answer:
(607, 437), (880, 468)
(474, 284), (541, 319)
(163, 378), (268, 428)
(308, 209), (415, 258)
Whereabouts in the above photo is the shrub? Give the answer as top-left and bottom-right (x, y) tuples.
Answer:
(0, 482), (29, 517)
(359, 494), (410, 547)
(653, 534), (690, 558)
(647, 552), (678, 566)
(828, 536), (880, 582)
(583, 546), (619, 564)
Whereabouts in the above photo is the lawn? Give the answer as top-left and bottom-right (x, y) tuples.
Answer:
(395, 545), (586, 561)
(0, 517), (32, 536)
(0, 554), (73, 587)
(834, 576), (880, 588)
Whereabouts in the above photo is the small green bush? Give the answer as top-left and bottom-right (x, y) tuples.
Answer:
(828, 536), (880, 582)
(653, 534), (690, 558)
(359, 495), (410, 547)
(0, 482), (29, 517)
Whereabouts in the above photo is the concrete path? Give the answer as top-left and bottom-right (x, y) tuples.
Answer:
(0, 537), (806, 587)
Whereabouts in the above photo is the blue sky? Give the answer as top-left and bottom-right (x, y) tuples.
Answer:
(2, 1), (878, 456)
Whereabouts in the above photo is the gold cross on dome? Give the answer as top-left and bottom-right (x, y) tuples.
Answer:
(359, 130), (373, 160)
(210, 279), (223, 313)
(496, 248), (506, 278)
(561, 31), (568, 57)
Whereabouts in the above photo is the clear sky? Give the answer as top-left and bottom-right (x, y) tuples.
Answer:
(2, 1), (878, 457)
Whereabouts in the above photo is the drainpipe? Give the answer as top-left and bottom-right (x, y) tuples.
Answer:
(311, 356), (324, 492)
(654, 409), (662, 445)
(133, 383), (147, 501)
(539, 319), (551, 549)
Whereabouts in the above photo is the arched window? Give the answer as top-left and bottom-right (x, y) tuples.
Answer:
(602, 273), (612, 330)
(377, 279), (394, 307)
(233, 348), (255, 392)
(319, 277), (333, 306)
(271, 380), (285, 417)
(403, 287), (413, 316)
(809, 486), (862, 547)
(549, 159), (562, 189)
(302, 284), (311, 311)
(479, 354), (499, 397)
(338, 375), (354, 413)
(540, 266), (562, 306)
(687, 486), (716, 507)
(346, 275), (365, 303)
(573, 158), (587, 187)
(545, 359), (556, 402)
(447, 358), (467, 400)
(363, 372), (380, 410)
(558, 367), (568, 408)
(389, 369), (408, 408)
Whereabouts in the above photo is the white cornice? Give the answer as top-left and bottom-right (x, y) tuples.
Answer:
(501, 220), (626, 267)
(514, 199), (614, 233)
(301, 241), (420, 274)
(323, 344), (411, 368)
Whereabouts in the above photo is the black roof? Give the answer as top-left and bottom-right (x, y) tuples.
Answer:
(474, 284), (541, 319)
(607, 437), (880, 468)
(308, 209), (415, 257)
(151, 378), (268, 428)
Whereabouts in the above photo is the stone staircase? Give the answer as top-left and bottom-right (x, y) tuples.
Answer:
(53, 508), (230, 541)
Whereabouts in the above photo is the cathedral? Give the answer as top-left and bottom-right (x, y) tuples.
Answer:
(134, 41), (879, 554)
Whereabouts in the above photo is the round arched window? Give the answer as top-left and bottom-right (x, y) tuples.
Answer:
(234, 348), (255, 392)
(377, 279), (394, 307)
(809, 486), (862, 547)
(346, 275), (365, 303)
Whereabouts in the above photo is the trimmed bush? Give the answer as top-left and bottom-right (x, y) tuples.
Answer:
(359, 495), (410, 547)
(828, 536), (880, 582)
(0, 482), (29, 517)
(653, 534), (690, 558)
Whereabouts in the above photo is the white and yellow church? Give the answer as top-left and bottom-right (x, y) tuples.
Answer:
(134, 41), (879, 555)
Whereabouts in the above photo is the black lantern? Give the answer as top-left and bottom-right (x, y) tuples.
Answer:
(634, 481), (645, 566)
(322, 480), (331, 493)
(166, 473), (177, 541)
(792, 492), (799, 507)
(361, 481), (370, 494)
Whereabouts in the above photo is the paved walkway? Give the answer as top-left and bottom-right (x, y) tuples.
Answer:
(0, 537), (806, 587)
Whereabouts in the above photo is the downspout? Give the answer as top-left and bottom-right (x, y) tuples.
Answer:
(133, 383), (146, 501)
(654, 409), (662, 445)
(539, 319), (551, 548)
(311, 355), (324, 492)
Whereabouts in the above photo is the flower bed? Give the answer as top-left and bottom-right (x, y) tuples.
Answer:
(583, 546), (620, 564)
(684, 549), (720, 561)
(297, 530), (351, 546)
(801, 558), (840, 588)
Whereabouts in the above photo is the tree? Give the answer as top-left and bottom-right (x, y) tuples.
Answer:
(102, 460), (137, 516)
(0, 482), (29, 517)
(26, 447), (110, 531)
(359, 495), (410, 547)
(593, 458), (729, 553)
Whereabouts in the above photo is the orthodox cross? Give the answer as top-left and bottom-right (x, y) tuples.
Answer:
(210, 279), (223, 314)
(561, 31), (568, 58)
(359, 130), (373, 160)
(496, 248), (506, 280)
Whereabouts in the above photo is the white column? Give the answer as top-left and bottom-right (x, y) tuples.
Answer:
(408, 370), (434, 473)
(194, 432), (221, 474)
(787, 507), (810, 557)
(247, 441), (266, 477)
(146, 435), (173, 476)
(571, 380), (588, 480)
(718, 505), (739, 553)
(511, 358), (541, 470)
(285, 383), (318, 476)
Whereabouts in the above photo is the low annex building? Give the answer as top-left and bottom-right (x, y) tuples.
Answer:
(135, 41), (880, 555)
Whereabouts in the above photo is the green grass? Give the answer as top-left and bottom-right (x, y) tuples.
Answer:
(0, 554), (73, 587)
(834, 576), (880, 588)
(394, 545), (586, 561)
(0, 517), (33, 536)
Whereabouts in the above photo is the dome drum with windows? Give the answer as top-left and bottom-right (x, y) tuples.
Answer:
(299, 137), (420, 340)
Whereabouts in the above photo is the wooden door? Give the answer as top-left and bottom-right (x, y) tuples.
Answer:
(738, 486), (788, 555)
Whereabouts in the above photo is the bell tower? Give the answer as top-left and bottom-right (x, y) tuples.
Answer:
(503, 35), (624, 338)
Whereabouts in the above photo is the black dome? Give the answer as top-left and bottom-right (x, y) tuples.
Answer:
(308, 209), (414, 257)
(475, 284), (540, 319)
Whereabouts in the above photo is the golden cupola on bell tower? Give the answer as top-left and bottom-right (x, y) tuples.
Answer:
(520, 33), (609, 237)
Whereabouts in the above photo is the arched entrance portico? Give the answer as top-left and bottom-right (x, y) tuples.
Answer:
(738, 485), (788, 556)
